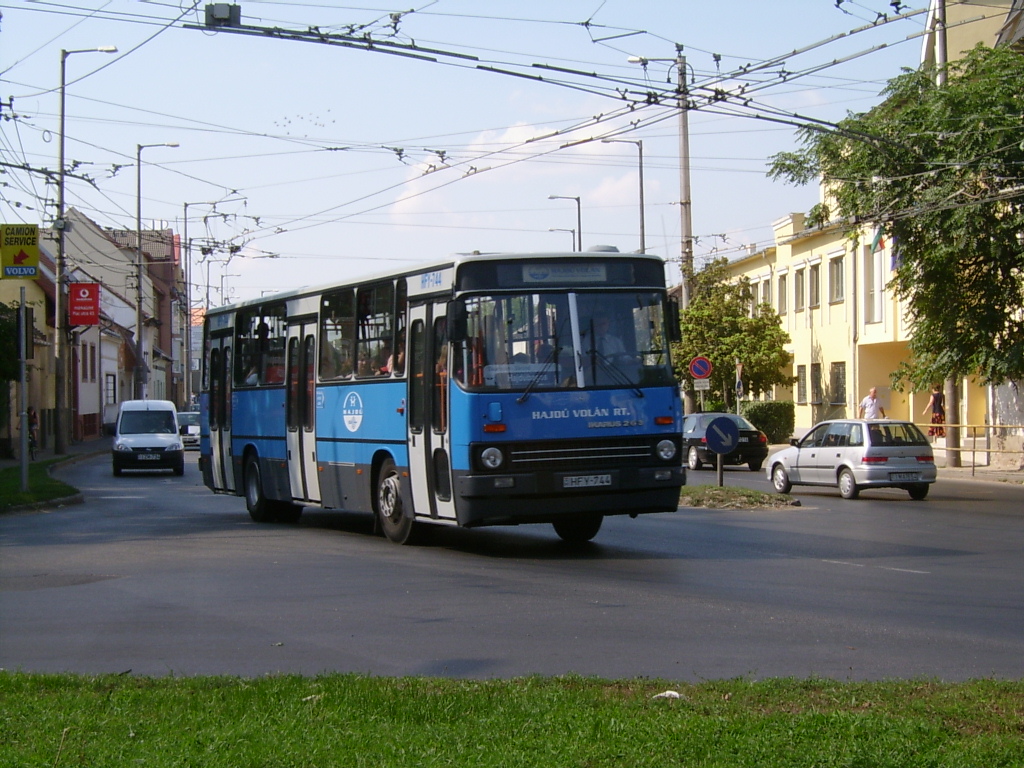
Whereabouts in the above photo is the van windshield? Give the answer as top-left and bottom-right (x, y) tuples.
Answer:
(120, 411), (176, 434)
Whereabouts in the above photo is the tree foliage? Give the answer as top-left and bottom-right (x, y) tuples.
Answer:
(672, 257), (792, 408)
(768, 45), (1024, 389)
(0, 302), (19, 384)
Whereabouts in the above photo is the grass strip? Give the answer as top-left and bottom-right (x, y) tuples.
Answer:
(0, 459), (78, 512)
(2, 673), (1023, 767)
(680, 484), (796, 509)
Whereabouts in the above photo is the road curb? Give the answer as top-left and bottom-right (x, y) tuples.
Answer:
(1, 449), (105, 515)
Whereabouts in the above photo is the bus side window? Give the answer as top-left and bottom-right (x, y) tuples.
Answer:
(320, 290), (354, 380)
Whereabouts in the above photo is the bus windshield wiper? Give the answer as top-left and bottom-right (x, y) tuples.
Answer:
(516, 344), (560, 404)
(589, 350), (644, 398)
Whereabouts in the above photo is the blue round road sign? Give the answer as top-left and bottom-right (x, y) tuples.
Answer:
(705, 416), (740, 455)
(689, 356), (712, 379)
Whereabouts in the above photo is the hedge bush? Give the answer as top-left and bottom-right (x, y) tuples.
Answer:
(742, 401), (795, 444)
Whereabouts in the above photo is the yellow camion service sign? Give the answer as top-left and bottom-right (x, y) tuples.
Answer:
(1, 223), (40, 279)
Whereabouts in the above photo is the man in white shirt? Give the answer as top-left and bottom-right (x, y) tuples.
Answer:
(858, 387), (887, 419)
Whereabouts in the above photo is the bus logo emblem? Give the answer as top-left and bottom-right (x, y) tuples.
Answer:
(342, 392), (364, 432)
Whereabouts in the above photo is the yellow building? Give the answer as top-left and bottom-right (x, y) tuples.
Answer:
(721, 2), (1021, 452)
(724, 213), (987, 435)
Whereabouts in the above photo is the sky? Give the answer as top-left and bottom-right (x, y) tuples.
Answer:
(0, 0), (931, 307)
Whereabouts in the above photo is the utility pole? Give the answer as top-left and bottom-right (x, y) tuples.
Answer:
(134, 142), (178, 399)
(55, 45), (117, 452)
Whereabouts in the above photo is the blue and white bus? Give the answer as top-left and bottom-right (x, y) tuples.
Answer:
(200, 249), (685, 543)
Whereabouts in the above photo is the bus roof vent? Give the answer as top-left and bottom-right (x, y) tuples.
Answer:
(585, 245), (620, 253)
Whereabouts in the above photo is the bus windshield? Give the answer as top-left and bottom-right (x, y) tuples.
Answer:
(453, 290), (674, 391)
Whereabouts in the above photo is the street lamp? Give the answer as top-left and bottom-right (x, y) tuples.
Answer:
(548, 228), (576, 250)
(135, 142), (179, 399)
(628, 49), (691, 299)
(547, 195), (582, 251)
(601, 138), (645, 253)
(55, 45), (117, 454)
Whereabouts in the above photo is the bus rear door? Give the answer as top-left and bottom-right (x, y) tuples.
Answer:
(286, 319), (321, 504)
(207, 334), (235, 493)
(406, 301), (457, 521)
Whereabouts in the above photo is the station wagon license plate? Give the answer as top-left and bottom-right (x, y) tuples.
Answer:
(563, 474), (612, 489)
(889, 472), (919, 482)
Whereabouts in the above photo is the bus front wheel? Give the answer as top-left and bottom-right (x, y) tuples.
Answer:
(552, 514), (603, 544)
(377, 458), (417, 545)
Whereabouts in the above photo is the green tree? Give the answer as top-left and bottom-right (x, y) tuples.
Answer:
(673, 257), (792, 409)
(0, 302), (18, 384)
(768, 44), (1024, 390)
(0, 302), (19, 437)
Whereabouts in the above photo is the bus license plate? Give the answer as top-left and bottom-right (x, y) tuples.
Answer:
(563, 474), (612, 489)
(889, 472), (919, 482)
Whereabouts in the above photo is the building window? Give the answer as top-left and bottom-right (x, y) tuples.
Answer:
(865, 245), (884, 324)
(830, 361), (847, 405)
(795, 269), (805, 312)
(829, 255), (845, 303)
(797, 364), (807, 403)
(809, 264), (821, 308)
(90, 344), (97, 382)
(105, 373), (117, 404)
(778, 274), (788, 315)
(761, 280), (771, 307)
(810, 362), (822, 404)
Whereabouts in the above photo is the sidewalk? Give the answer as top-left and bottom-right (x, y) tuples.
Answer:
(0, 434), (111, 472)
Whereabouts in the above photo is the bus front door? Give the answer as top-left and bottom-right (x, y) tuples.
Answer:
(406, 302), (457, 521)
(208, 336), (235, 493)
(286, 321), (321, 504)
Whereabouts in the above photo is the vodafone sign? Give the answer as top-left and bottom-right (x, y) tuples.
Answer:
(68, 283), (100, 326)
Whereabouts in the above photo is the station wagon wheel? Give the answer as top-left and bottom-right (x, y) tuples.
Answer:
(687, 446), (703, 471)
(838, 468), (860, 499)
(377, 458), (417, 545)
(771, 463), (791, 494)
(552, 514), (603, 544)
(907, 483), (929, 500)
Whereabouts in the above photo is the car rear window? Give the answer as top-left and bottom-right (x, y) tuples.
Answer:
(866, 422), (928, 447)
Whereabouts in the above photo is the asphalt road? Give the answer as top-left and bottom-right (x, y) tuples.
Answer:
(2, 453), (1023, 681)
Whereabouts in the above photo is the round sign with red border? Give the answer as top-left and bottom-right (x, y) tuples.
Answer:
(689, 356), (712, 379)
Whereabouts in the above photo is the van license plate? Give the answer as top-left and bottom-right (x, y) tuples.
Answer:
(890, 472), (919, 481)
(563, 474), (612, 488)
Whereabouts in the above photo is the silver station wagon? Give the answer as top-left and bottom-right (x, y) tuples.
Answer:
(768, 419), (937, 500)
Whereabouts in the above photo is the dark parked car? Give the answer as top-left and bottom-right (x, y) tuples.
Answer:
(682, 412), (769, 471)
(767, 419), (936, 500)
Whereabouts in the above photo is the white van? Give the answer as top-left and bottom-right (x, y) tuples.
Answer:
(111, 399), (185, 476)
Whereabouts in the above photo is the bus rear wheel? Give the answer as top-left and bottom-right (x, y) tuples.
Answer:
(377, 458), (418, 544)
(552, 514), (603, 543)
(245, 456), (302, 523)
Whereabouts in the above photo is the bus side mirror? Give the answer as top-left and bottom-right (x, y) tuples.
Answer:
(667, 298), (681, 342)
(447, 300), (468, 342)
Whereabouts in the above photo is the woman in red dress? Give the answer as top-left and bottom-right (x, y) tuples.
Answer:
(922, 385), (945, 438)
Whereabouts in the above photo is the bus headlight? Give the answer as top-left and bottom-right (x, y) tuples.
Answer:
(656, 439), (677, 461)
(480, 446), (504, 470)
